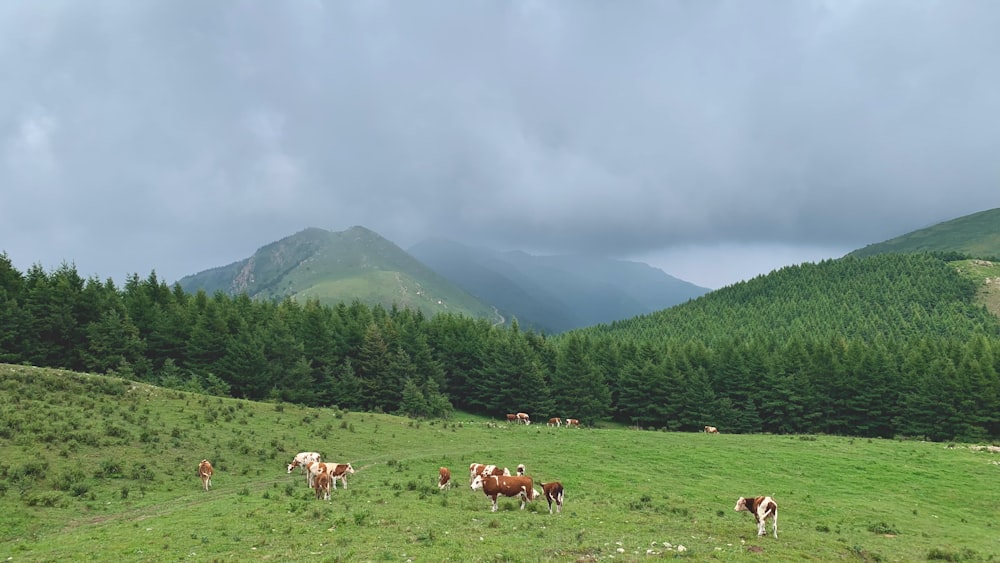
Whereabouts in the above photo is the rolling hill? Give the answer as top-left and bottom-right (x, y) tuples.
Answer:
(177, 226), (499, 321)
(848, 207), (1000, 259)
(409, 238), (710, 333)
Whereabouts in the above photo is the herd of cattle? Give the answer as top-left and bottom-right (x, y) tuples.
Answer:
(504, 412), (579, 427)
(195, 419), (778, 538)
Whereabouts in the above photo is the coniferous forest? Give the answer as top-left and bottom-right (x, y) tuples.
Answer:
(2, 251), (999, 441)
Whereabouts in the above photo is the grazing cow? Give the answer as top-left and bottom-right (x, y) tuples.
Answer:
(471, 474), (535, 512)
(287, 451), (322, 474)
(469, 463), (511, 484)
(705, 426), (719, 433)
(327, 463), (355, 489)
(735, 496), (778, 538)
(438, 467), (451, 490)
(540, 481), (564, 514)
(314, 471), (332, 500)
(547, 417), (562, 427)
(505, 414), (518, 424)
(198, 459), (213, 491)
(565, 418), (580, 427)
(516, 412), (531, 425)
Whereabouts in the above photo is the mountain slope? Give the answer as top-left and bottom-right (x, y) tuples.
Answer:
(178, 227), (498, 320)
(848, 207), (1000, 259)
(409, 239), (710, 333)
(580, 252), (997, 345)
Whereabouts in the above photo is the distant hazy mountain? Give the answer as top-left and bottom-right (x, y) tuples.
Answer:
(178, 227), (499, 321)
(848, 208), (1000, 259)
(408, 238), (710, 333)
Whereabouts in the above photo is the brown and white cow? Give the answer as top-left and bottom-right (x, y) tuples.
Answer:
(198, 459), (213, 491)
(287, 451), (322, 474)
(540, 481), (564, 514)
(505, 414), (518, 424)
(516, 412), (531, 425)
(735, 496), (778, 538)
(547, 417), (562, 427)
(469, 463), (511, 485)
(705, 426), (719, 433)
(471, 474), (535, 512)
(438, 467), (451, 490)
(564, 418), (580, 427)
(314, 471), (332, 500)
(327, 463), (355, 489)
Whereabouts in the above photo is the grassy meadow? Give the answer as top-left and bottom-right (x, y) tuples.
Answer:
(1, 364), (999, 562)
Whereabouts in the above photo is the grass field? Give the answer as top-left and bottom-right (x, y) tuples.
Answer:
(1, 364), (998, 562)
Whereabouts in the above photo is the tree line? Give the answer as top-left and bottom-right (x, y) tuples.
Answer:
(1, 252), (999, 441)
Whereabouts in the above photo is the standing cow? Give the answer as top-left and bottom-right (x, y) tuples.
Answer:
(540, 481), (564, 514)
(471, 474), (535, 512)
(564, 418), (580, 428)
(198, 459), (213, 491)
(438, 467), (451, 490)
(735, 496), (779, 538)
(516, 412), (531, 425)
(547, 417), (562, 427)
(705, 426), (719, 433)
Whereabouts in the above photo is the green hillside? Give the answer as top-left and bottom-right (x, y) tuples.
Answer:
(178, 227), (499, 321)
(585, 253), (996, 345)
(3, 364), (999, 562)
(849, 207), (1000, 259)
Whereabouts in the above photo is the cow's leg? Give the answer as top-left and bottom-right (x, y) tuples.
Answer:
(490, 495), (498, 512)
(772, 513), (778, 538)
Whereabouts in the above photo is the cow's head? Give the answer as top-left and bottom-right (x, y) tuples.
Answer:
(287, 462), (297, 473)
(734, 497), (748, 512)
(471, 474), (484, 491)
(346, 463), (355, 474)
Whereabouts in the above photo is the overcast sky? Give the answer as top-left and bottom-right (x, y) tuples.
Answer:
(2, 1), (999, 290)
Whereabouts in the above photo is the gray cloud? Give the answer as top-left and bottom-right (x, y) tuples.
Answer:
(2, 1), (998, 288)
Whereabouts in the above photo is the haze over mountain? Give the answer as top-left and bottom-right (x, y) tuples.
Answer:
(409, 239), (709, 333)
(176, 226), (710, 333)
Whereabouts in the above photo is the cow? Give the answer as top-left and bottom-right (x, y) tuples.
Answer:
(540, 481), (564, 514)
(565, 418), (580, 427)
(547, 417), (562, 427)
(302, 461), (321, 488)
(471, 474), (535, 512)
(516, 412), (531, 425)
(705, 426), (719, 433)
(327, 463), (355, 489)
(287, 451), (322, 474)
(505, 414), (518, 424)
(314, 471), (332, 500)
(438, 467), (452, 490)
(735, 496), (778, 538)
(469, 463), (511, 485)
(198, 459), (213, 491)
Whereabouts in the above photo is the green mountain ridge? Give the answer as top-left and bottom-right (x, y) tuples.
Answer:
(848, 207), (1000, 259)
(178, 226), (498, 321)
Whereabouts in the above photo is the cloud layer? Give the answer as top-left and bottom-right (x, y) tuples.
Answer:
(3, 1), (998, 288)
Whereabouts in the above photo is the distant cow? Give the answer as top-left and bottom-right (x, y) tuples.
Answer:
(471, 474), (535, 512)
(547, 417), (562, 427)
(735, 496), (778, 538)
(438, 467), (451, 490)
(705, 426), (719, 433)
(326, 463), (355, 489)
(198, 459), (213, 491)
(516, 464), (526, 476)
(506, 414), (518, 423)
(314, 471), (332, 500)
(516, 412), (531, 425)
(540, 481), (564, 514)
(565, 418), (580, 427)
